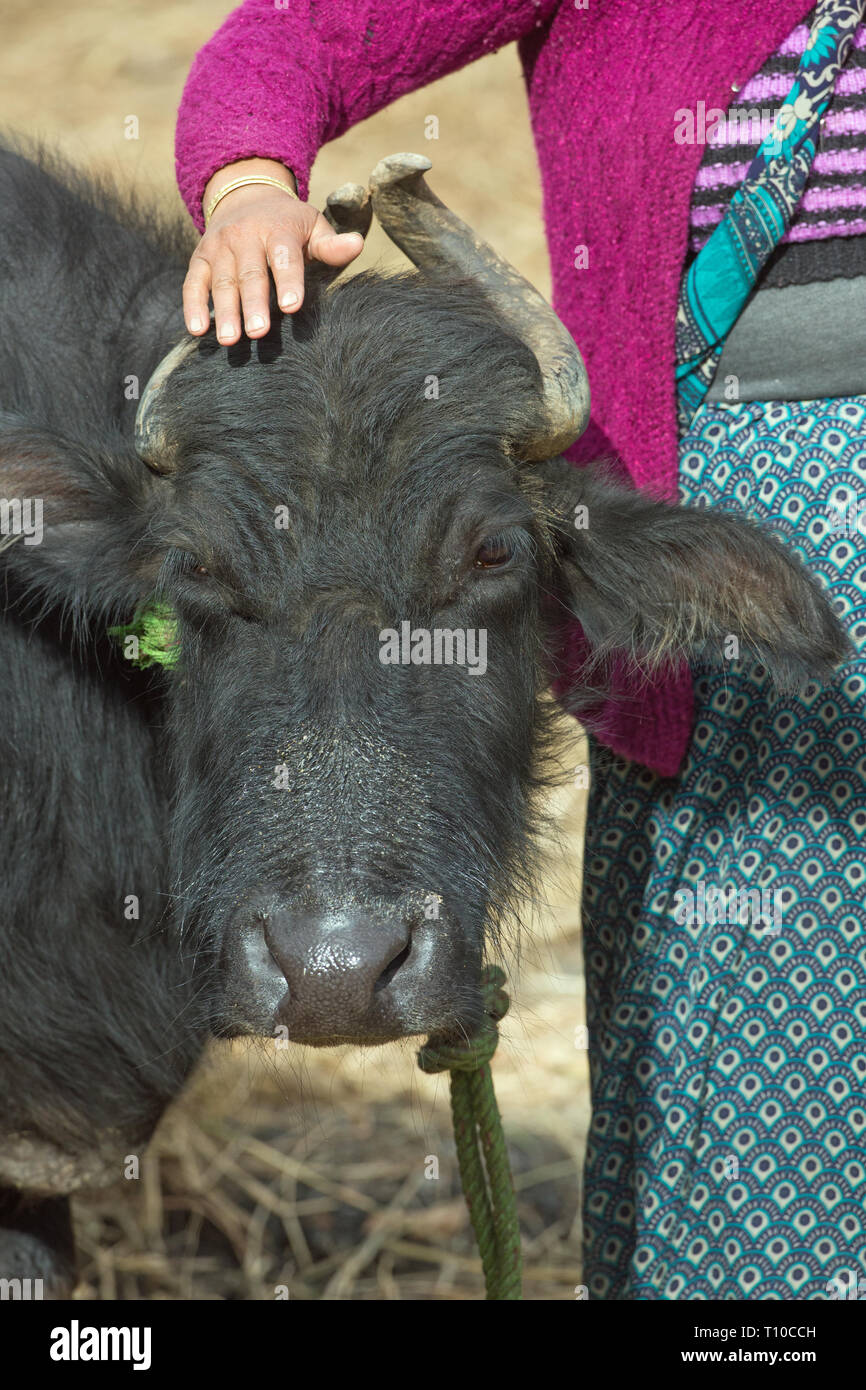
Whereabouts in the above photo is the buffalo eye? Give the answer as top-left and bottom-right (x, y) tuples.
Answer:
(160, 548), (213, 588)
(473, 534), (514, 569)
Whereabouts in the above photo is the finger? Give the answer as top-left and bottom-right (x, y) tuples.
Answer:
(235, 241), (273, 337)
(307, 214), (365, 267)
(182, 253), (213, 335)
(267, 233), (307, 314)
(210, 255), (243, 344)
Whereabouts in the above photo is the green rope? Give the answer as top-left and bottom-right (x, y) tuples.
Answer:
(108, 600), (180, 669)
(418, 964), (522, 1300)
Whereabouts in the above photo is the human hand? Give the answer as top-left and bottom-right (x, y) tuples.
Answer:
(183, 158), (365, 344)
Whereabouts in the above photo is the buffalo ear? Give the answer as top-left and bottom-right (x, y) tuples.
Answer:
(0, 417), (160, 618)
(538, 458), (849, 690)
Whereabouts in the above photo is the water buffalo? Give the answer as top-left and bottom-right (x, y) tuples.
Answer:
(0, 142), (846, 1296)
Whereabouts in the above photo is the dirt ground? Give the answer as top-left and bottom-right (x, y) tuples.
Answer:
(1, 1), (589, 1300)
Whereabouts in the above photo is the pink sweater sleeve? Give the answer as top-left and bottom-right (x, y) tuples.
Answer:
(175, 0), (559, 228)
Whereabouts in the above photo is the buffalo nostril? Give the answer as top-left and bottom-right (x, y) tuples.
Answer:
(374, 938), (412, 993)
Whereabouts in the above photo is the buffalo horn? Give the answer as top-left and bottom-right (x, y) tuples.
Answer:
(368, 152), (590, 460)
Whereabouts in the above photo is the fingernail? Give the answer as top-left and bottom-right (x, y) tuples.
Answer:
(189, 315), (203, 332)
(280, 291), (299, 308)
(247, 314), (265, 331)
(217, 323), (236, 340)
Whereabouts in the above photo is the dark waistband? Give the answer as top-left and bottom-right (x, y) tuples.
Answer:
(759, 232), (866, 290)
(706, 272), (866, 404)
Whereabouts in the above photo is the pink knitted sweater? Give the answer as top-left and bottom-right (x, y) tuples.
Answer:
(175, 0), (813, 777)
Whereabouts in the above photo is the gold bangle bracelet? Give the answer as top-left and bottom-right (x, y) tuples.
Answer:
(204, 175), (299, 227)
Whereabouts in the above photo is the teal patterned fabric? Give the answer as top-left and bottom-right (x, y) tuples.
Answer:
(675, 0), (865, 431)
(582, 396), (866, 1300)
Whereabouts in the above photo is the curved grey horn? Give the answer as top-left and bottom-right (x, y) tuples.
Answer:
(368, 153), (590, 461)
(135, 334), (201, 473)
(323, 181), (372, 238)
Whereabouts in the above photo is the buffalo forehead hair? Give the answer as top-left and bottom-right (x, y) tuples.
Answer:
(162, 269), (545, 490)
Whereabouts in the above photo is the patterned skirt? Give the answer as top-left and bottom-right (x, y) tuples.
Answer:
(582, 395), (866, 1300)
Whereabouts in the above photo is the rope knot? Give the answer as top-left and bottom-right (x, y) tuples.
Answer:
(417, 965), (510, 1075)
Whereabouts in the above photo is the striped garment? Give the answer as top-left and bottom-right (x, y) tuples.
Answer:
(690, 6), (866, 256)
(676, 0), (864, 430)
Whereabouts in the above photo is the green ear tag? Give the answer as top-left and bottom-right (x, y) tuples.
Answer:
(109, 601), (180, 669)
